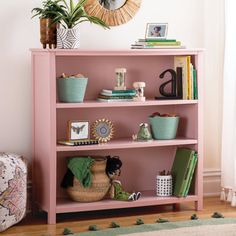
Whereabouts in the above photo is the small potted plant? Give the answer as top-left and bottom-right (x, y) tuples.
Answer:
(32, 0), (62, 49)
(48, 0), (109, 48)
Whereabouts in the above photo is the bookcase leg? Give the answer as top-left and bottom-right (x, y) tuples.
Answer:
(173, 203), (180, 211)
(48, 212), (56, 224)
(195, 200), (203, 211)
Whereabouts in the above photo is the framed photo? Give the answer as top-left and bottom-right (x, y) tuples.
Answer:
(68, 120), (89, 141)
(145, 23), (168, 39)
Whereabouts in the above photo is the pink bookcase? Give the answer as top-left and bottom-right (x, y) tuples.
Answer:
(31, 49), (204, 224)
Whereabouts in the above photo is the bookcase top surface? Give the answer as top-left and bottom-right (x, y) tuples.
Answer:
(30, 48), (204, 56)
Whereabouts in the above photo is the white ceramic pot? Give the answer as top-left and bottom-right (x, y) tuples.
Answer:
(57, 27), (80, 49)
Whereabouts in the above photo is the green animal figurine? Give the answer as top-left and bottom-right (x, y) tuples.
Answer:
(136, 123), (152, 141)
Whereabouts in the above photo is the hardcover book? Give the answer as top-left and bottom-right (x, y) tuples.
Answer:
(171, 148), (196, 197)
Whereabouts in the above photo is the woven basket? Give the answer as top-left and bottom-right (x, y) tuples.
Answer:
(67, 157), (110, 202)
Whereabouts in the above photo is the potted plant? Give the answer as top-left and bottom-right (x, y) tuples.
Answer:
(48, 0), (109, 48)
(32, 0), (63, 49)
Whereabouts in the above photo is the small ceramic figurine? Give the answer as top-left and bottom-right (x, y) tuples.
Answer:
(133, 82), (146, 101)
(114, 68), (127, 90)
(133, 123), (152, 141)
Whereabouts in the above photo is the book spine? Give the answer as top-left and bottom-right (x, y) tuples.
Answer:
(138, 39), (177, 42)
(99, 94), (135, 99)
(178, 152), (195, 197)
(101, 92), (136, 97)
(135, 41), (181, 46)
(97, 98), (134, 102)
(102, 89), (136, 94)
(187, 56), (191, 100)
(174, 56), (188, 100)
(183, 153), (198, 196)
(193, 69), (198, 99)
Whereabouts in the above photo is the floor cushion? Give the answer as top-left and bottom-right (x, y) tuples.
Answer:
(0, 153), (27, 232)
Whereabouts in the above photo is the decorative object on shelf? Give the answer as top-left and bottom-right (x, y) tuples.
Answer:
(155, 69), (183, 100)
(57, 73), (88, 103)
(145, 23), (168, 40)
(132, 123), (152, 141)
(31, 0), (60, 49)
(92, 118), (114, 143)
(84, 0), (142, 26)
(156, 170), (172, 197)
(106, 156), (141, 201)
(61, 156), (110, 202)
(47, 0), (109, 48)
(114, 68), (127, 90)
(133, 82), (146, 101)
(67, 120), (89, 141)
(149, 112), (179, 140)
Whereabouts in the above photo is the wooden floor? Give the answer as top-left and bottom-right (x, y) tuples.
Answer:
(2, 197), (236, 236)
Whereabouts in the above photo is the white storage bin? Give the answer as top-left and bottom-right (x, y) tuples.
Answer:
(156, 175), (172, 197)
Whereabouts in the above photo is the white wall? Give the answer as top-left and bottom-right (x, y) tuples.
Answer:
(0, 0), (224, 178)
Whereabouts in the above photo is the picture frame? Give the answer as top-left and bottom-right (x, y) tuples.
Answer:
(68, 120), (89, 141)
(145, 23), (168, 39)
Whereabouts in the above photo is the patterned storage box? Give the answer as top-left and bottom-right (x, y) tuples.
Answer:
(0, 153), (27, 232)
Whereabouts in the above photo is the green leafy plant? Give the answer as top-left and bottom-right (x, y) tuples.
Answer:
(48, 0), (109, 29)
(31, 0), (63, 19)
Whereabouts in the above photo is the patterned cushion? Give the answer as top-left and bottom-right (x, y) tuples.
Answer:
(0, 153), (27, 232)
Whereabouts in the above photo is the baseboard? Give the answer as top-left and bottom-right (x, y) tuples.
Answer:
(203, 169), (221, 197)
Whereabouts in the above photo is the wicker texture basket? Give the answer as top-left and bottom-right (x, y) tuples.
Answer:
(67, 157), (110, 202)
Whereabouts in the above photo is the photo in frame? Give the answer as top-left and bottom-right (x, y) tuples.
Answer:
(145, 23), (168, 39)
(68, 120), (89, 141)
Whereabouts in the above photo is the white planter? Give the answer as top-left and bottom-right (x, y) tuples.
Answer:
(156, 175), (172, 197)
(57, 27), (80, 49)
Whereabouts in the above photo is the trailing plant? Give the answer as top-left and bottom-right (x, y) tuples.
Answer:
(48, 0), (109, 29)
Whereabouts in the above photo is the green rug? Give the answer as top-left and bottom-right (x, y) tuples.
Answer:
(77, 218), (236, 236)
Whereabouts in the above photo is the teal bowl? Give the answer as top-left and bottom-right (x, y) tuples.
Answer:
(149, 116), (179, 140)
(57, 77), (88, 103)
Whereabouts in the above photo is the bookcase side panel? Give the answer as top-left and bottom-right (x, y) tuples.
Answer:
(32, 52), (57, 221)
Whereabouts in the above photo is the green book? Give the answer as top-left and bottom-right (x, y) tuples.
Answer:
(193, 69), (198, 99)
(171, 148), (196, 197)
(138, 38), (177, 42)
(183, 153), (198, 197)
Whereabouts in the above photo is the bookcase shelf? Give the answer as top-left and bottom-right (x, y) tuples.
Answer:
(56, 99), (198, 109)
(56, 191), (198, 214)
(56, 137), (198, 152)
(31, 49), (203, 224)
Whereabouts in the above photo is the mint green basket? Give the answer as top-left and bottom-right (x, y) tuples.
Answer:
(57, 77), (88, 103)
(149, 116), (179, 140)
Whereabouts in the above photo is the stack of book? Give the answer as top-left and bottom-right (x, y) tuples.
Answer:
(131, 39), (185, 49)
(171, 148), (198, 197)
(174, 56), (198, 100)
(97, 89), (136, 102)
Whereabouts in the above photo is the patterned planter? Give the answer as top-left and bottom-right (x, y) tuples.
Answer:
(57, 27), (80, 49)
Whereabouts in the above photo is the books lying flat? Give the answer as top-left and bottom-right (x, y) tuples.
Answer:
(131, 45), (186, 49)
(138, 39), (177, 42)
(171, 148), (197, 197)
(97, 98), (134, 102)
(58, 140), (99, 146)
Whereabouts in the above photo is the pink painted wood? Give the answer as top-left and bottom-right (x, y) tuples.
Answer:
(31, 49), (204, 224)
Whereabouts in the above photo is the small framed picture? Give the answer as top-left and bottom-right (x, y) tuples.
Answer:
(68, 120), (89, 141)
(145, 23), (168, 39)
